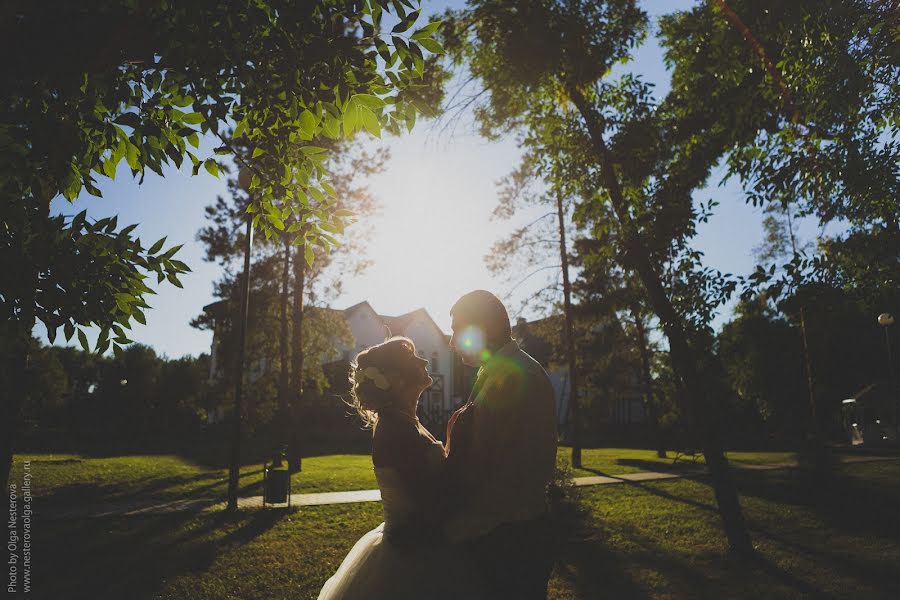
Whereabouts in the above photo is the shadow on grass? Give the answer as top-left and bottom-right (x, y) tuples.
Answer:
(39, 467), (266, 509)
(735, 464), (900, 545)
(550, 490), (831, 600)
(578, 465), (718, 516)
(615, 458), (706, 473)
(35, 506), (292, 599)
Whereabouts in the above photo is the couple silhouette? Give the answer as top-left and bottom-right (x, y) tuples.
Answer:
(318, 290), (558, 600)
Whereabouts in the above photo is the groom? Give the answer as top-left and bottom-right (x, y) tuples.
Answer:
(443, 290), (558, 599)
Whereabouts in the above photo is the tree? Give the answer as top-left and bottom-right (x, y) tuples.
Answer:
(442, 0), (755, 553)
(665, 0), (897, 472)
(486, 149), (588, 465)
(443, 0), (895, 555)
(1, 0), (443, 487)
(572, 236), (669, 457)
(195, 138), (381, 469)
(718, 299), (809, 441)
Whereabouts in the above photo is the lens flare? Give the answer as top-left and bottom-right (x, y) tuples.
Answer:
(457, 326), (485, 357)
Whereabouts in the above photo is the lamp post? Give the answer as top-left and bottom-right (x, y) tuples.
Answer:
(226, 166), (255, 511)
(878, 313), (897, 427)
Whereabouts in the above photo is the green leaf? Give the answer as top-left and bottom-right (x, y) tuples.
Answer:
(204, 159), (219, 177)
(187, 132), (200, 148)
(162, 243), (184, 259)
(64, 321), (75, 342)
(343, 100), (361, 135)
(149, 236), (167, 254)
(125, 141), (141, 171)
(308, 186), (325, 202)
(375, 38), (392, 63)
(301, 146), (328, 156)
(392, 8), (420, 33)
(103, 157), (118, 180)
(114, 112), (141, 129)
(417, 37), (444, 55)
(298, 109), (317, 139)
(405, 106), (417, 132)
(360, 107), (381, 138)
(115, 294), (132, 313)
(77, 329), (89, 352)
(166, 272), (184, 288)
(351, 94), (386, 109)
(304, 244), (315, 267)
(269, 214), (285, 230)
(252, 147), (266, 158)
(233, 119), (247, 139)
(182, 112), (204, 125)
(322, 114), (341, 139)
(172, 94), (194, 108)
(411, 21), (441, 40)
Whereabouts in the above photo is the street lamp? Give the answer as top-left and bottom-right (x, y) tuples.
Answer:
(226, 165), (255, 511)
(878, 313), (897, 428)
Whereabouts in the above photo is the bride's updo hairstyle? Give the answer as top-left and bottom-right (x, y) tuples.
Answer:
(348, 336), (419, 429)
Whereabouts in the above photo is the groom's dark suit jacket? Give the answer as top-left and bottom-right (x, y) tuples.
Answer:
(442, 339), (557, 543)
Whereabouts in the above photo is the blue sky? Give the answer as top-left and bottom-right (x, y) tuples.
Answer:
(37, 0), (828, 358)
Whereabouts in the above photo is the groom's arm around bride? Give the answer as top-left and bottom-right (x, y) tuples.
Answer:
(442, 291), (559, 600)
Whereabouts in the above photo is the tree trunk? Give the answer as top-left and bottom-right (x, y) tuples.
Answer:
(3, 200), (42, 490)
(288, 243), (307, 474)
(781, 207), (829, 475)
(227, 214), (253, 511)
(277, 236), (290, 450)
(556, 191), (582, 468)
(569, 85), (753, 556)
(634, 314), (666, 458)
(1, 321), (30, 490)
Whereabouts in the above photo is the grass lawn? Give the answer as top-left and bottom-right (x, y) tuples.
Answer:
(563, 447), (799, 478)
(10, 447), (802, 511)
(9, 453), (377, 509)
(19, 460), (900, 599)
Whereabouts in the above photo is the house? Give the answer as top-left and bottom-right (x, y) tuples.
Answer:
(327, 301), (473, 429)
(200, 299), (602, 436)
(512, 315), (646, 435)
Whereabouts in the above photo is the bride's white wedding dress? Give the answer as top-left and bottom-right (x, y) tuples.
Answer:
(317, 437), (484, 600)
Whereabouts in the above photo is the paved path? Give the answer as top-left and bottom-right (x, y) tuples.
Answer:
(41, 454), (900, 520)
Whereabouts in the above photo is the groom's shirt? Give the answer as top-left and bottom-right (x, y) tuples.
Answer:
(444, 339), (558, 543)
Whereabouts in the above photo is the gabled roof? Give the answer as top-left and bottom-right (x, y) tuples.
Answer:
(342, 300), (376, 315)
(344, 303), (447, 340)
(381, 308), (429, 337)
(204, 297), (448, 338)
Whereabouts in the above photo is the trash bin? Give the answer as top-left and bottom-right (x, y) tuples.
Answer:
(263, 450), (291, 508)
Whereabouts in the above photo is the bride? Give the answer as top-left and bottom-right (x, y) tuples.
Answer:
(317, 336), (484, 600)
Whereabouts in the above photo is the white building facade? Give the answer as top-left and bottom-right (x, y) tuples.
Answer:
(331, 301), (461, 425)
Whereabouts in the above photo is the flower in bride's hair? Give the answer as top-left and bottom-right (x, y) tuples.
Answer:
(360, 366), (391, 391)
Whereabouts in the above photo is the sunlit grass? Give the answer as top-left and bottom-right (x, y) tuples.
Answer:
(9, 453), (376, 508)
(5, 447), (834, 512)
(23, 461), (900, 599)
(558, 447), (798, 478)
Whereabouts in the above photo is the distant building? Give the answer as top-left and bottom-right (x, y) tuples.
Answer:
(200, 300), (593, 435)
(326, 301), (474, 429)
(512, 315), (645, 434)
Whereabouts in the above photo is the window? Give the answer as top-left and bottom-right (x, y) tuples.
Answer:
(431, 352), (439, 372)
